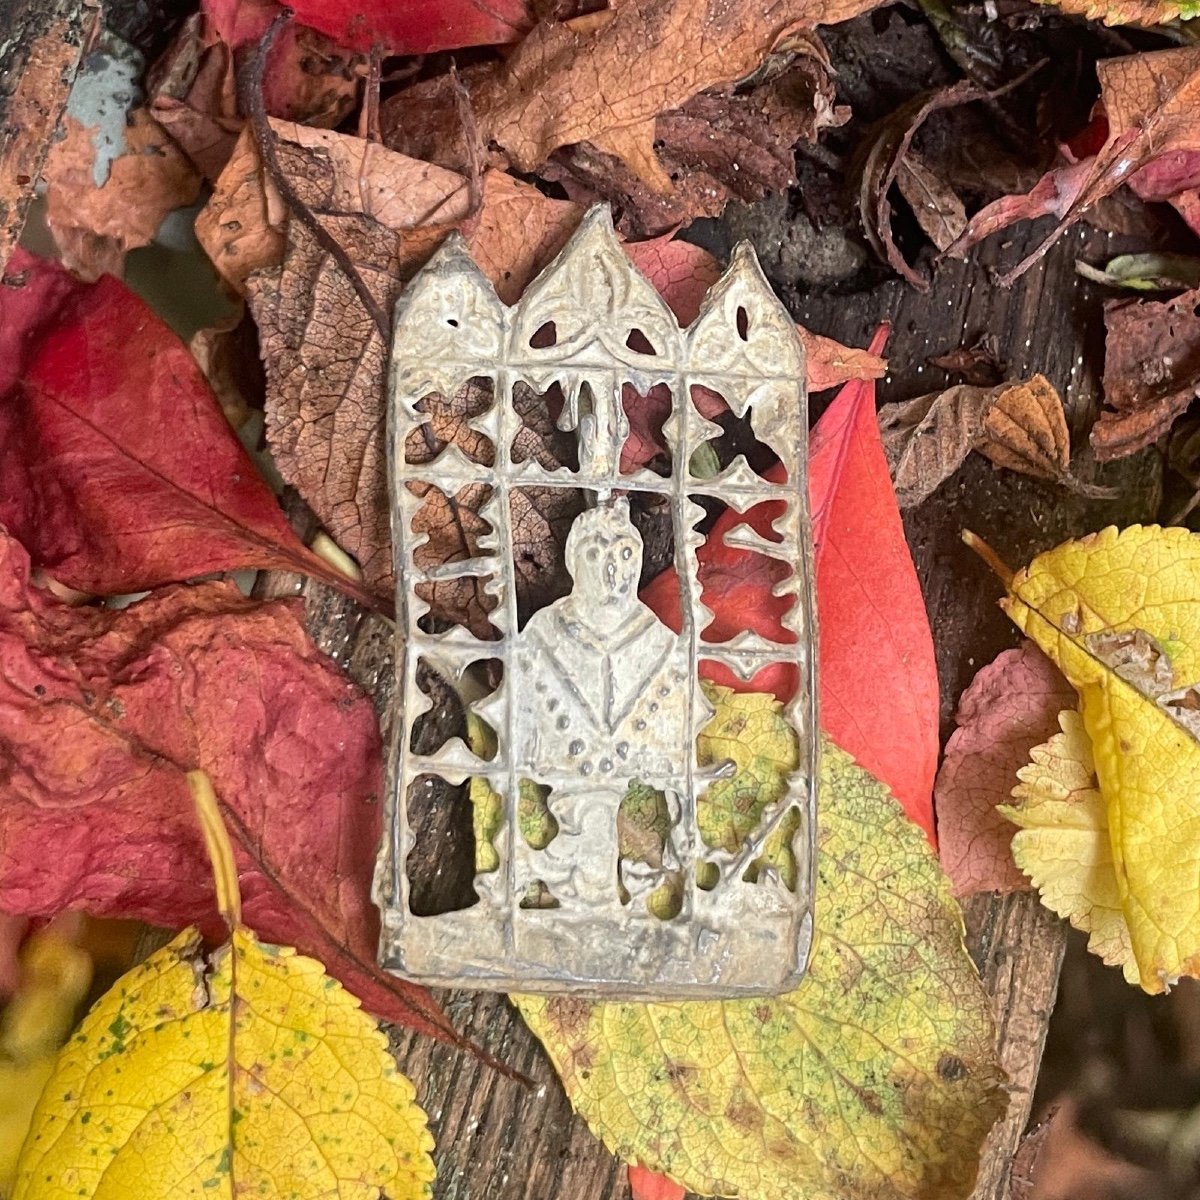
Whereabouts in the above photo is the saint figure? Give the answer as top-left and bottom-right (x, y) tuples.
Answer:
(509, 499), (702, 909)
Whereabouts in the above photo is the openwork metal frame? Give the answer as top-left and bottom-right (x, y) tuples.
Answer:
(375, 207), (818, 998)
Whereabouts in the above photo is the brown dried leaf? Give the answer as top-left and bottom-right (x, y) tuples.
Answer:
(935, 642), (1074, 897)
(209, 121), (583, 609)
(1094, 287), (1200, 460)
(462, 0), (880, 185)
(1046, 0), (1200, 23)
(540, 56), (847, 237)
(895, 153), (967, 252)
(43, 108), (201, 280)
(978, 374), (1070, 480)
(879, 374), (1071, 506)
(928, 339), (1002, 387)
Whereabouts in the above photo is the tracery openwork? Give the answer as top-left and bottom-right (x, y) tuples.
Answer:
(375, 207), (818, 998)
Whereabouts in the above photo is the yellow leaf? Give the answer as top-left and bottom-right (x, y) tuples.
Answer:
(0, 927), (92, 1195)
(999, 709), (1139, 985)
(1002, 524), (1200, 992)
(12, 774), (435, 1200)
(517, 727), (1004, 1200)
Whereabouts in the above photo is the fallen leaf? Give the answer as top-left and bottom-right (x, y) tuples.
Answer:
(859, 82), (983, 288)
(999, 524), (1200, 992)
(460, 0), (881, 186)
(0, 248), (376, 607)
(896, 152), (968, 252)
(203, 0), (533, 54)
(947, 48), (1200, 284)
(628, 1164), (685, 1200)
(0, 528), (456, 1041)
(643, 327), (940, 840)
(1094, 286), (1200, 460)
(1039, 0), (1200, 24)
(0, 923), (93, 1193)
(518, 731), (1004, 1200)
(935, 641), (1074, 896)
(879, 374), (1072, 507)
(146, 13), (243, 180)
(928, 338), (1003, 388)
(1076, 252), (1200, 292)
(11, 772), (436, 1200)
(42, 106), (201, 280)
(999, 709), (1139, 984)
(536, 52), (847, 238)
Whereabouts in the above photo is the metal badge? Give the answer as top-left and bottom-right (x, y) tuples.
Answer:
(375, 207), (817, 998)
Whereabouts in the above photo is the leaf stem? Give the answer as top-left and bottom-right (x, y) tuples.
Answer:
(961, 529), (1015, 587)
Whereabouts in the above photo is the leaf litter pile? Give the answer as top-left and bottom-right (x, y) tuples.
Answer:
(4, 0), (1200, 1197)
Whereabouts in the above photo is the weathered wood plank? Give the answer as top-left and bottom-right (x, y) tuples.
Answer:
(275, 215), (1161, 1199)
(0, 0), (99, 270)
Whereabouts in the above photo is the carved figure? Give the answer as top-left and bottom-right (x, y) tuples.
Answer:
(509, 500), (698, 906)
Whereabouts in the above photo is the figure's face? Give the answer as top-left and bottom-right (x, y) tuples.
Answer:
(571, 532), (641, 627)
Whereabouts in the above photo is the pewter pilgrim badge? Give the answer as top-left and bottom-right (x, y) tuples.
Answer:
(374, 208), (817, 999)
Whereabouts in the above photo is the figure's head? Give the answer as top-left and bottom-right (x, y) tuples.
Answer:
(564, 500), (643, 627)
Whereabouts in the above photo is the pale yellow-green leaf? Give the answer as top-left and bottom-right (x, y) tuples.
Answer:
(1002, 524), (1200, 992)
(518, 729), (1004, 1200)
(13, 774), (435, 1200)
(999, 709), (1139, 985)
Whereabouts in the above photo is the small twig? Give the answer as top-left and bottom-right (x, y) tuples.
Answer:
(358, 43), (383, 144)
(240, 10), (390, 344)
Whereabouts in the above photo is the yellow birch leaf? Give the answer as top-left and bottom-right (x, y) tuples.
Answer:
(12, 773), (435, 1200)
(1000, 524), (1200, 993)
(999, 709), (1139, 986)
(517, 727), (1004, 1200)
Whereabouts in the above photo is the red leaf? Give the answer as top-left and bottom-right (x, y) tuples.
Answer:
(642, 325), (939, 840)
(628, 1165), (686, 1200)
(203, 0), (532, 55)
(0, 529), (457, 1042)
(935, 642), (1073, 897)
(0, 250), (379, 609)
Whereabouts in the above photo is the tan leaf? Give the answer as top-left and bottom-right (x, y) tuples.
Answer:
(879, 374), (1070, 506)
(466, 0), (881, 185)
(43, 108), (200, 280)
(895, 153), (967, 252)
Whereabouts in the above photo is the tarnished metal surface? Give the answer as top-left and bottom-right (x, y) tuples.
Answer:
(375, 206), (817, 998)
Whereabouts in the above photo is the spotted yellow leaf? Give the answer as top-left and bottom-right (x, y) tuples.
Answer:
(1000, 524), (1200, 992)
(12, 774), (435, 1200)
(999, 709), (1139, 985)
(517, 728), (1004, 1200)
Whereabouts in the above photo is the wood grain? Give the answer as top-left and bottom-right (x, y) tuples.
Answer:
(273, 216), (1161, 1199)
(0, 0), (98, 270)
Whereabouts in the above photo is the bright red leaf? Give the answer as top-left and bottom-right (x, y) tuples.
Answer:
(203, 0), (532, 55)
(0, 249), (379, 608)
(628, 1165), (686, 1200)
(642, 326), (939, 841)
(0, 529), (457, 1043)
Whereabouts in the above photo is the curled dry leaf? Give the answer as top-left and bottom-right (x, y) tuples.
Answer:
(458, 0), (880, 188)
(879, 374), (1074, 507)
(0, 529), (458, 1042)
(519, 732), (1003, 1200)
(1000, 524), (1200, 992)
(1095, 286), (1200, 460)
(0, 249), (375, 607)
(947, 48), (1200, 284)
(858, 81), (983, 289)
(934, 641), (1074, 897)
(42, 106), (201, 280)
(1040, 0), (1200, 24)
